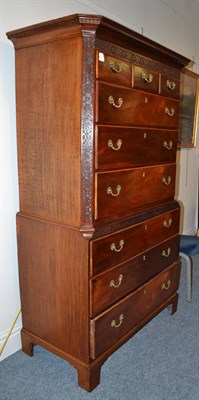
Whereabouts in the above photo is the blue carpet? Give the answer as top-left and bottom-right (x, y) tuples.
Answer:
(1, 255), (199, 400)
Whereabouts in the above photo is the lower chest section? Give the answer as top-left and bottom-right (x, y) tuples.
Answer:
(90, 260), (180, 358)
(89, 207), (180, 359)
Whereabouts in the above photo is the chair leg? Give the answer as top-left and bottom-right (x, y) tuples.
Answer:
(180, 252), (192, 302)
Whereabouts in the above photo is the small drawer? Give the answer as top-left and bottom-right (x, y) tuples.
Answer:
(90, 261), (181, 358)
(96, 51), (132, 86)
(96, 126), (178, 170)
(95, 164), (176, 221)
(161, 75), (180, 98)
(90, 208), (180, 276)
(97, 82), (179, 128)
(90, 235), (179, 316)
(133, 65), (159, 93)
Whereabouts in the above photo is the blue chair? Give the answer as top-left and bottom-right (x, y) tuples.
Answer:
(179, 235), (199, 302)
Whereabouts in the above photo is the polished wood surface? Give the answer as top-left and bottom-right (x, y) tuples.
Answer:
(96, 127), (178, 170)
(90, 261), (181, 358)
(90, 235), (179, 316)
(7, 13), (189, 392)
(96, 164), (176, 220)
(97, 82), (179, 127)
(96, 52), (132, 86)
(15, 36), (82, 227)
(17, 215), (89, 361)
(133, 65), (159, 93)
(91, 208), (180, 275)
(161, 75), (180, 98)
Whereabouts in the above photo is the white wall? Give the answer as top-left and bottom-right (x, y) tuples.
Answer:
(1, 0), (199, 360)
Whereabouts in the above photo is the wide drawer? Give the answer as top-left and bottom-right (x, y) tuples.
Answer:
(96, 127), (178, 170)
(95, 164), (176, 221)
(96, 51), (132, 86)
(90, 261), (181, 358)
(160, 75), (180, 98)
(133, 65), (159, 93)
(90, 208), (180, 276)
(96, 82), (179, 128)
(90, 235), (179, 316)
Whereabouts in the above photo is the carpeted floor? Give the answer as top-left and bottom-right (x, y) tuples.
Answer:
(1, 255), (199, 400)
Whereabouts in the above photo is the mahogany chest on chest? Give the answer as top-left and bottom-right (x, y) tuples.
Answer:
(7, 14), (190, 391)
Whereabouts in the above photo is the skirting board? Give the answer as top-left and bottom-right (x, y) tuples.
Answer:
(0, 322), (22, 361)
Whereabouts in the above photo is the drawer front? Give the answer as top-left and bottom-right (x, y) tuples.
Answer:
(90, 208), (180, 276)
(161, 75), (180, 98)
(90, 261), (181, 358)
(96, 52), (132, 86)
(133, 65), (159, 93)
(95, 164), (176, 221)
(90, 235), (179, 316)
(96, 127), (178, 170)
(97, 83), (179, 128)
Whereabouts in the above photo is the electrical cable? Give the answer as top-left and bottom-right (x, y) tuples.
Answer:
(0, 308), (22, 356)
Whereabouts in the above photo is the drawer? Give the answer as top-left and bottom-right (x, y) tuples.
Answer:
(96, 82), (179, 128)
(95, 164), (176, 221)
(90, 208), (180, 276)
(96, 51), (132, 86)
(90, 235), (179, 316)
(160, 75), (180, 98)
(133, 65), (159, 93)
(90, 261), (181, 358)
(96, 127), (178, 170)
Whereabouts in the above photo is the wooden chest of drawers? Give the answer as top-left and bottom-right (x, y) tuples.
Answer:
(7, 14), (190, 392)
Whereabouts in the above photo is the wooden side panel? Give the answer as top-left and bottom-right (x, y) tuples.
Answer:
(17, 215), (89, 362)
(15, 36), (82, 227)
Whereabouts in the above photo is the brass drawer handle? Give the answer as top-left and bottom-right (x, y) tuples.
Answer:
(165, 107), (175, 117)
(163, 140), (173, 150)
(162, 176), (171, 185)
(110, 274), (123, 288)
(141, 71), (153, 83)
(162, 247), (171, 257)
(108, 95), (123, 108)
(167, 80), (176, 90)
(162, 279), (171, 290)
(163, 218), (172, 228)
(110, 239), (124, 252)
(109, 61), (122, 73)
(108, 139), (122, 151)
(111, 314), (124, 328)
(107, 184), (121, 197)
